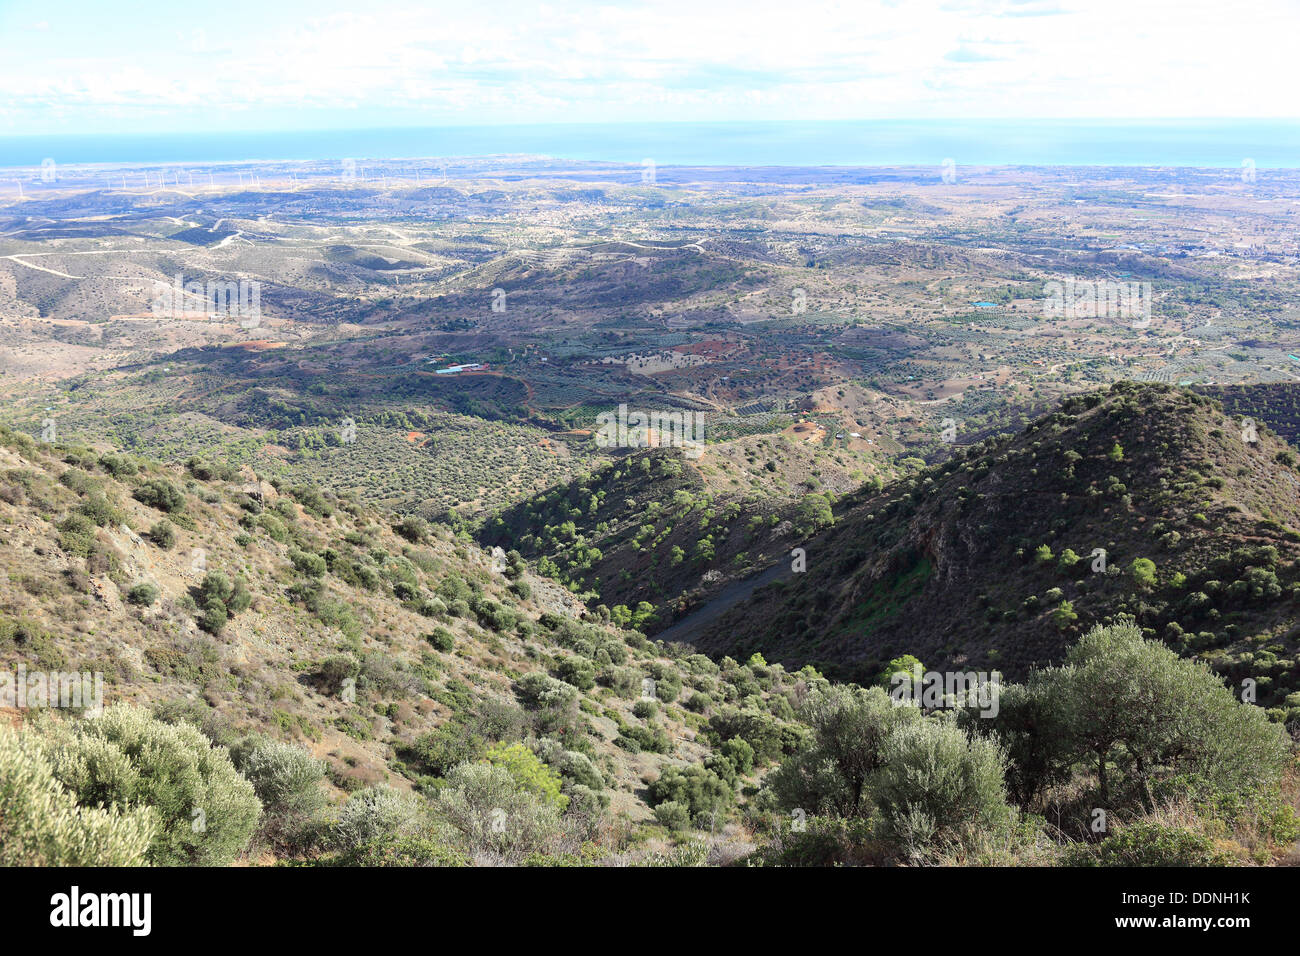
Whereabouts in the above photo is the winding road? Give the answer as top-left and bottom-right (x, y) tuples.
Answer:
(653, 559), (793, 647)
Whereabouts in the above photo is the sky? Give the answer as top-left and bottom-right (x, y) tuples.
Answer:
(1, 0), (1297, 136)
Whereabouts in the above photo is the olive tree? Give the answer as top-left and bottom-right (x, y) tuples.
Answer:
(1052, 621), (1289, 810)
(766, 684), (919, 818)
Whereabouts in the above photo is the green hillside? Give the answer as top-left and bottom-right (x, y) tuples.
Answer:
(694, 383), (1300, 722)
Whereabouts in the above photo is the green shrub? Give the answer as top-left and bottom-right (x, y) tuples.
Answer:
(877, 654), (925, 689)
(425, 627), (455, 652)
(38, 704), (261, 865)
(483, 742), (568, 811)
(1050, 600), (1077, 629)
(57, 513), (97, 557)
(126, 583), (160, 607)
(99, 453), (139, 478)
(404, 723), (485, 777)
(317, 655), (360, 695)
(148, 520), (177, 549)
(516, 672), (579, 710)
(720, 737), (756, 775)
(1078, 821), (1237, 867)
(793, 494), (834, 536)
(654, 800), (691, 831)
(766, 685), (914, 817)
(235, 739), (326, 848)
(647, 764), (731, 819)
(395, 516), (429, 543)
(0, 722), (156, 866)
(259, 514), (289, 542)
(553, 655), (596, 691)
(199, 600), (228, 635)
(186, 457), (237, 482)
(196, 571), (251, 634)
(758, 815), (881, 867)
(289, 485), (333, 519)
(1130, 558), (1157, 589)
(875, 716), (1011, 858)
(78, 493), (124, 527)
(133, 479), (186, 513)
(331, 786), (420, 857)
(0, 615), (65, 668)
(646, 663), (683, 703)
(435, 763), (562, 863)
(342, 834), (466, 867)
(966, 678), (1073, 809)
(472, 598), (518, 633)
(558, 752), (605, 792)
(290, 549), (327, 578)
(685, 691), (712, 713)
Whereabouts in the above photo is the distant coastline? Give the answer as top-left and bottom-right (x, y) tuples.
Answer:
(2, 119), (1300, 170)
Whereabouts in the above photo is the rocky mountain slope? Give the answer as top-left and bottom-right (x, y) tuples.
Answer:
(0, 423), (813, 860)
(691, 383), (1300, 727)
(478, 431), (885, 628)
(5, 384), (1300, 869)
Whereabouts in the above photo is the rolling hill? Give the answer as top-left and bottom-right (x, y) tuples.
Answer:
(478, 430), (889, 628)
(0, 422), (815, 863)
(689, 382), (1300, 723)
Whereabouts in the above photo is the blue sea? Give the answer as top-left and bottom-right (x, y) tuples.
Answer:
(1, 120), (1299, 169)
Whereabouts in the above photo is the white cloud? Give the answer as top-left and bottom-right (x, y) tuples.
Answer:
(0, 0), (1295, 133)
